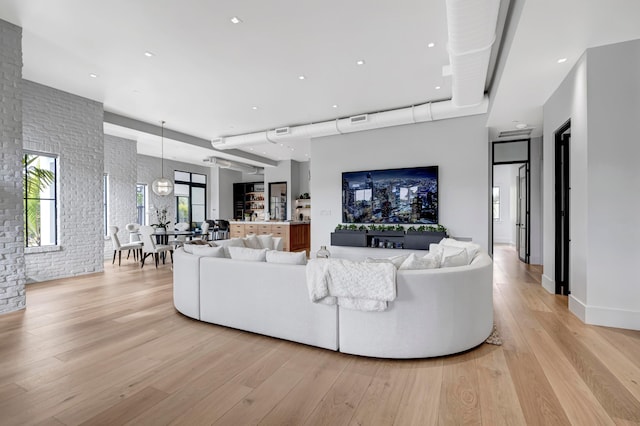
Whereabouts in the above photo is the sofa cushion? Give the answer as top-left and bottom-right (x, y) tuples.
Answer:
(243, 234), (262, 249)
(266, 250), (307, 265)
(256, 234), (274, 250)
(364, 254), (409, 269)
(228, 246), (268, 262)
(398, 253), (440, 270)
(439, 238), (480, 263)
(212, 238), (246, 257)
(182, 242), (211, 254)
(429, 244), (469, 268)
(191, 245), (226, 258)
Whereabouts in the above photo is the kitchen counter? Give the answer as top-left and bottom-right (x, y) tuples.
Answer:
(229, 221), (310, 253)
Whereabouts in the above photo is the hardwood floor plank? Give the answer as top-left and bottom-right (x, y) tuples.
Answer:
(474, 344), (527, 426)
(392, 359), (443, 426)
(348, 359), (412, 426)
(438, 350), (482, 425)
(77, 386), (170, 426)
(303, 358), (380, 426)
(258, 350), (350, 426)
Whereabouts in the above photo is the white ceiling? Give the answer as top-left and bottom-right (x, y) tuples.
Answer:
(1, 0), (639, 167)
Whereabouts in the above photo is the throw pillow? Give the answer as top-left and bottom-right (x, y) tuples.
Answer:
(266, 250), (307, 265)
(256, 234), (274, 250)
(191, 245), (225, 258)
(228, 246), (268, 262)
(364, 254), (409, 270)
(399, 253), (440, 270)
(243, 234), (262, 249)
(429, 243), (469, 267)
(212, 238), (246, 258)
(439, 238), (481, 263)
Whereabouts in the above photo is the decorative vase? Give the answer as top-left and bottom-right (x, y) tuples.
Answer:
(156, 227), (166, 234)
(316, 245), (331, 259)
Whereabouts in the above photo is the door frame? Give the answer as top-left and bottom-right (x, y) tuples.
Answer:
(491, 139), (531, 263)
(554, 119), (571, 295)
(516, 164), (529, 263)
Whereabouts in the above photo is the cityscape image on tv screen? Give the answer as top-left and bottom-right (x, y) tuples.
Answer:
(342, 166), (438, 224)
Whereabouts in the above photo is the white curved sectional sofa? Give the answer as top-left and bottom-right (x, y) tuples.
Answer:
(173, 246), (493, 358)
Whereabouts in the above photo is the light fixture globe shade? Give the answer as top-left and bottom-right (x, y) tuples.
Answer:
(152, 177), (174, 196)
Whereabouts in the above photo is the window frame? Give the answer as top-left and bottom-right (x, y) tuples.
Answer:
(174, 170), (207, 229)
(23, 151), (58, 248)
(136, 183), (148, 225)
(492, 186), (501, 222)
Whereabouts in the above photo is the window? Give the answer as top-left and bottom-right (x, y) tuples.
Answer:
(23, 153), (57, 247)
(136, 184), (147, 225)
(492, 186), (501, 221)
(174, 171), (207, 229)
(103, 174), (109, 236)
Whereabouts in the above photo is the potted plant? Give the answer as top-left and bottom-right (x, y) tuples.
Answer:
(151, 207), (171, 232)
(404, 223), (448, 249)
(331, 223), (367, 246)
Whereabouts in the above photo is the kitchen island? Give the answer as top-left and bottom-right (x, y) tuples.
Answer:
(229, 221), (310, 254)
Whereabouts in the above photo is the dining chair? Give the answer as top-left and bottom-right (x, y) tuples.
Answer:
(200, 221), (210, 241)
(139, 225), (173, 268)
(108, 226), (143, 266)
(170, 222), (191, 248)
(215, 219), (230, 240)
(125, 223), (141, 243)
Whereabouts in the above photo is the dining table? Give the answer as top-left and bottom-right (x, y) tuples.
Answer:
(152, 230), (201, 245)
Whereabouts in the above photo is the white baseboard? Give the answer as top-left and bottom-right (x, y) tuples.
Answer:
(568, 295), (586, 322)
(569, 295), (640, 331)
(541, 274), (555, 294)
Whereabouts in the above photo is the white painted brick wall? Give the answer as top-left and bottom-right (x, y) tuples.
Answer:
(0, 19), (26, 313)
(22, 81), (105, 282)
(103, 135), (137, 259)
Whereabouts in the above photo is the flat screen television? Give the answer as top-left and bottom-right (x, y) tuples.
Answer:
(342, 166), (438, 224)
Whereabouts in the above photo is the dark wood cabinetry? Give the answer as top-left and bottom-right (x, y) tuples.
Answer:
(233, 182), (265, 220)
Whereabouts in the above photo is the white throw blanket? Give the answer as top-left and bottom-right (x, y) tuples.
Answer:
(306, 258), (396, 311)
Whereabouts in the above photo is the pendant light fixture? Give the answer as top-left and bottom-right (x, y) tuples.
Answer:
(152, 120), (174, 196)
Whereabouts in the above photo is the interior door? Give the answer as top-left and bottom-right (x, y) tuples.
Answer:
(516, 164), (529, 263)
(555, 127), (571, 295)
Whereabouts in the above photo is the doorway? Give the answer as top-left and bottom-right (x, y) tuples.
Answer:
(554, 120), (571, 295)
(517, 164), (529, 262)
(491, 139), (530, 264)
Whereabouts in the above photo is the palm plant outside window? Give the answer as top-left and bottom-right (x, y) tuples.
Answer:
(23, 153), (57, 247)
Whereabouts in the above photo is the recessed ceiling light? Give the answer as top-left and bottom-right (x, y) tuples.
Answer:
(298, 75), (305, 80)
(290, 147), (295, 151)
(89, 73), (98, 78)
(332, 104), (338, 109)
(262, 151), (267, 154)
(144, 51), (154, 57)
(557, 58), (567, 63)
(435, 86), (441, 90)
(305, 153), (309, 157)
(230, 16), (242, 24)
(428, 42), (435, 48)
(356, 59), (365, 65)
(249, 148), (254, 151)
(251, 106), (258, 110)
(515, 123), (528, 129)
(279, 143), (284, 147)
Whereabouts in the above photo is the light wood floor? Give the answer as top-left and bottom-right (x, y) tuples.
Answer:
(1, 246), (639, 425)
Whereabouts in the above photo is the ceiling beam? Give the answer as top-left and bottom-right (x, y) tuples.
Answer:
(103, 111), (278, 167)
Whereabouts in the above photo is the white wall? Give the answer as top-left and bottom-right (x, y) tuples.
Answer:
(104, 135), (138, 258)
(543, 54), (589, 300)
(543, 39), (640, 330)
(310, 114), (489, 254)
(492, 164), (516, 244)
